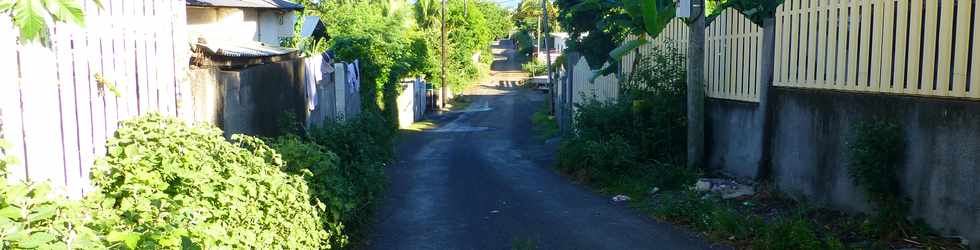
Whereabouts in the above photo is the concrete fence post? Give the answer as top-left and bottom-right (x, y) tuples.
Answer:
(334, 63), (346, 119)
(756, 17), (777, 181)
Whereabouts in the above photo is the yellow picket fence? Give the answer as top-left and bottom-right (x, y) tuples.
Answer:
(622, 8), (763, 102)
(774, 0), (980, 99)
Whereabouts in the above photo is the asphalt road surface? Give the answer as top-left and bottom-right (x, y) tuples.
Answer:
(366, 40), (723, 250)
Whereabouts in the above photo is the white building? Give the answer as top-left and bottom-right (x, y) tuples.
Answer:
(186, 0), (303, 46)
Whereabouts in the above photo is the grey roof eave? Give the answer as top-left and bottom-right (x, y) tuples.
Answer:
(186, 0), (304, 10)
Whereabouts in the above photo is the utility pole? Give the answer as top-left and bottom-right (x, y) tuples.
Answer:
(686, 0), (705, 168)
(440, 0), (448, 109)
(541, 0), (552, 102)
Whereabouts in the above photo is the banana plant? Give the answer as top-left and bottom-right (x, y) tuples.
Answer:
(594, 0), (782, 77)
(0, 0), (101, 43)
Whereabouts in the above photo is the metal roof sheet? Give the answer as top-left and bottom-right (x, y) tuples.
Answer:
(198, 40), (297, 58)
(187, 0), (304, 10)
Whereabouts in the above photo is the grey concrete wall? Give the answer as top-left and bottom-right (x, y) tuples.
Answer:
(189, 59), (306, 137)
(770, 87), (980, 243)
(705, 98), (763, 180)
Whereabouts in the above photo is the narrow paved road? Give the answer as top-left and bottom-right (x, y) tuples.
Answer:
(367, 40), (723, 250)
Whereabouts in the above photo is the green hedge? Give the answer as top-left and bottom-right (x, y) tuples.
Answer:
(269, 113), (393, 246)
(0, 113), (398, 249)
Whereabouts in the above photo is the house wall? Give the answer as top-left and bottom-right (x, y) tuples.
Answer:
(258, 10), (298, 45)
(186, 7), (259, 43)
(186, 7), (296, 45)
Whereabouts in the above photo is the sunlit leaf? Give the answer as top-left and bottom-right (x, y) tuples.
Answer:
(609, 37), (647, 62)
(17, 231), (57, 248)
(0, 0), (14, 12)
(13, 0), (49, 43)
(0, 207), (21, 219)
(107, 231), (140, 249)
(42, 0), (85, 26)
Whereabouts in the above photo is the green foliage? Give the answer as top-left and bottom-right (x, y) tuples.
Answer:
(513, 31), (535, 57)
(0, 139), (16, 175)
(522, 60), (546, 76)
(2, 0), (98, 43)
(553, 0), (644, 68)
(650, 190), (713, 225)
(754, 215), (823, 250)
(267, 135), (350, 247)
(90, 114), (332, 249)
(530, 108), (558, 139)
(313, 0), (508, 120)
(0, 182), (105, 249)
(270, 113), (393, 246)
(650, 191), (843, 250)
(556, 45), (690, 194)
(707, 0), (785, 25)
(847, 120), (908, 238)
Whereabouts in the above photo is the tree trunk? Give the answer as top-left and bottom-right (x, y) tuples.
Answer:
(687, 0), (706, 168)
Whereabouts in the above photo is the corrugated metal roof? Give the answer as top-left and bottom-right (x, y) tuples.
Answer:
(187, 0), (304, 10)
(198, 40), (297, 58)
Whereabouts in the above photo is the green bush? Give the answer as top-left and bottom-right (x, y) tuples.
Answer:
(306, 112), (392, 236)
(847, 120), (908, 237)
(557, 136), (635, 184)
(514, 31), (535, 57)
(0, 182), (107, 249)
(90, 114), (332, 249)
(522, 60), (547, 76)
(270, 114), (393, 246)
(754, 215), (824, 250)
(555, 45), (691, 193)
(268, 135), (349, 247)
(651, 190), (713, 226)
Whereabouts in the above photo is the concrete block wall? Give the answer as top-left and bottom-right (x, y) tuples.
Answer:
(705, 99), (763, 180)
(768, 88), (980, 244)
(710, 86), (980, 246)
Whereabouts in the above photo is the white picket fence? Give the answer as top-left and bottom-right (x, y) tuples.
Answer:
(568, 57), (619, 107)
(0, 0), (191, 197)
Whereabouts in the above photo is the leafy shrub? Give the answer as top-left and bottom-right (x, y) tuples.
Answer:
(90, 114), (332, 249)
(651, 190), (713, 226)
(707, 206), (764, 242)
(522, 60), (547, 76)
(555, 45), (690, 192)
(557, 136), (635, 184)
(0, 182), (106, 249)
(647, 163), (700, 191)
(847, 120), (908, 237)
(513, 31), (535, 57)
(268, 135), (349, 247)
(305, 112), (392, 238)
(754, 215), (823, 250)
(311, 112), (394, 166)
(531, 108), (558, 139)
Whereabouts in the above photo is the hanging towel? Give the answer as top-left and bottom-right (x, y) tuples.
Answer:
(347, 63), (358, 94)
(304, 56), (323, 111)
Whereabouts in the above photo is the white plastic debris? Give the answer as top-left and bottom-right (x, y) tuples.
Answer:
(648, 187), (660, 194)
(612, 195), (631, 202)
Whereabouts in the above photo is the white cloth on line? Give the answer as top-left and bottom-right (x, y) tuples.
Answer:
(303, 56), (323, 111)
